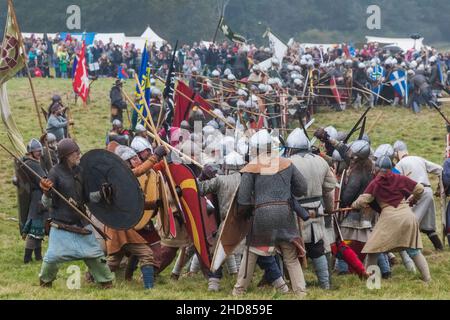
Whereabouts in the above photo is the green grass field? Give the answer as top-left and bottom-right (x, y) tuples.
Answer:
(1, 77), (450, 300)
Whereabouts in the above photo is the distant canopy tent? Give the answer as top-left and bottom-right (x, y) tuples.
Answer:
(21, 26), (166, 50)
(365, 36), (425, 52)
(94, 33), (126, 46)
(140, 26), (166, 48)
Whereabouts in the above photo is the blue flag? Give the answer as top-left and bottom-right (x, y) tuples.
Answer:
(389, 69), (408, 97)
(370, 65), (384, 103)
(132, 43), (152, 129)
(437, 61), (444, 85)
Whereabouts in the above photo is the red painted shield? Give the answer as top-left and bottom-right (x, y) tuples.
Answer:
(168, 163), (212, 269)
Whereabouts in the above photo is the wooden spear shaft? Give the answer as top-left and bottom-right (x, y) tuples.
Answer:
(121, 89), (204, 169)
(133, 74), (185, 217)
(153, 75), (235, 129)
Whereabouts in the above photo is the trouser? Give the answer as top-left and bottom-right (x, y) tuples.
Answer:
(39, 257), (114, 284)
(234, 242), (306, 295)
(25, 236), (42, 250)
(365, 249), (430, 282)
(107, 243), (155, 271)
(305, 240), (330, 289)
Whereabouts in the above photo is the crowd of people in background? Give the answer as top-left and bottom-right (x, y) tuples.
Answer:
(20, 33), (450, 114)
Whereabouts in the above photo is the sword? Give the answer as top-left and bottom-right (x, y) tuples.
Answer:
(0, 141), (111, 241)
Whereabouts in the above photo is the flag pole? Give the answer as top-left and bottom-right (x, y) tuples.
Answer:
(7, 0), (53, 167)
(212, 15), (223, 44)
(133, 73), (186, 220)
(8, 0), (45, 134)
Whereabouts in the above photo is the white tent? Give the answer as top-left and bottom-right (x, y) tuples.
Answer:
(94, 33), (126, 46)
(22, 32), (57, 40)
(124, 37), (148, 51)
(365, 36), (424, 52)
(140, 26), (166, 48)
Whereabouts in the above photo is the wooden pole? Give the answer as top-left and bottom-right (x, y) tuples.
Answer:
(133, 74), (186, 218)
(154, 75), (235, 129)
(121, 88), (203, 169)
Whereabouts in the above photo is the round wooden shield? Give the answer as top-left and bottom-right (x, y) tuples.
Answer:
(134, 170), (159, 230)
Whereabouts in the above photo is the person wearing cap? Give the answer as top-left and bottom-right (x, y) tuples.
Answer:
(46, 103), (72, 142)
(285, 128), (337, 289)
(428, 56), (442, 104)
(352, 156), (431, 283)
(393, 140), (444, 251)
(19, 139), (49, 264)
(248, 64), (264, 83)
(40, 133), (59, 172)
(314, 129), (377, 271)
(107, 119), (130, 146)
(110, 78), (127, 123)
(103, 145), (167, 290)
(38, 139), (115, 288)
(232, 130), (308, 297)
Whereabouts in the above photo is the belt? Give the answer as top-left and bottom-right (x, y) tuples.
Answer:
(421, 183), (431, 188)
(297, 196), (323, 205)
(255, 201), (290, 210)
(50, 221), (92, 235)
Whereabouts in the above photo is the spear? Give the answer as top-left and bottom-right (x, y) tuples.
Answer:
(133, 73), (185, 218)
(0, 141), (110, 240)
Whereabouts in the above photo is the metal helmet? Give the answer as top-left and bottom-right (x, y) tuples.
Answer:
(349, 140), (371, 160)
(324, 126), (338, 140)
(224, 151), (245, 167)
(52, 94), (62, 102)
(361, 133), (371, 144)
(345, 59), (353, 67)
(131, 136), (152, 153)
(258, 84), (267, 92)
(294, 78), (303, 86)
(112, 119), (122, 128)
(237, 89), (248, 97)
(152, 88), (162, 98)
(336, 131), (347, 142)
(393, 140), (408, 153)
(221, 136), (236, 155)
(207, 119), (219, 130)
(237, 137), (249, 156)
(332, 149), (343, 162)
(211, 70), (220, 77)
(115, 145), (138, 162)
(358, 62), (366, 69)
(135, 124), (146, 134)
(27, 139), (43, 154)
(57, 138), (80, 160)
(373, 144), (394, 160)
(224, 68), (232, 76)
(46, 133), (57, 143)
(375, 156), (393, 170)
(286, 128), (311, 150)
(227, 74), (236, 81)
(250, 129), (272, 149)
